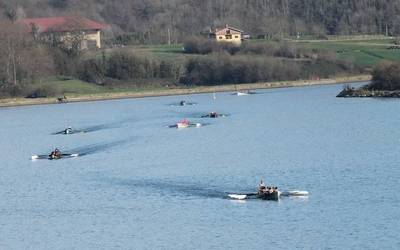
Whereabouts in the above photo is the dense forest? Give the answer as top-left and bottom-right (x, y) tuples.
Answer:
(1, 0), (400, 44)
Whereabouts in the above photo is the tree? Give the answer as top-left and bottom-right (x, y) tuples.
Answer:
(0, 21), (54, 96)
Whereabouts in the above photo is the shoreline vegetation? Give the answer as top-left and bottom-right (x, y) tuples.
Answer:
(2, 2), (400, 106)
(0, 75), (370, 108)
(337, 61), (400, 98)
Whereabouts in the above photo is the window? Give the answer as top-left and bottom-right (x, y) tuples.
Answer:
(235, 36), (239, 38)
(226, 35), (232, 39)
(219, 36), (223, 39)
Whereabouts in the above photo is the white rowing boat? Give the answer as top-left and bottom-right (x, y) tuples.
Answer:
(31, 153), (79, 160)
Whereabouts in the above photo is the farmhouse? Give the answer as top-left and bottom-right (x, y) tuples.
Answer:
(209, 25), (243, 44)
(19, 16), (107, 49)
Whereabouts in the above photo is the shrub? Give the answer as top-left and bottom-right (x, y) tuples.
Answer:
(180, 55), (301, 86)
(25, 84), (62, 98)
(369, 61), (400, 90)
(76, 51), (178, 86)
(239, 43), (277, 56)
(183, 37), (214, 54)
(78, 58), (106, 85)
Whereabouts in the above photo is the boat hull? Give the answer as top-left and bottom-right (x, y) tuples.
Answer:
(176, 123), (189, 128)
(257, 191), (280, 200)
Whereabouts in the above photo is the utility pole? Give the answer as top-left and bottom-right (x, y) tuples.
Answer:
(385, 23), (388, 36)
(167, 28), (171, 45)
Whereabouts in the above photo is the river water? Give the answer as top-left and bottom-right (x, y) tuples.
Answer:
(0, 84), (399, 249)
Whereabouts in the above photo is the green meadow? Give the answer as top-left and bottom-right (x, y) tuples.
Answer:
(40, 36), (400, 95)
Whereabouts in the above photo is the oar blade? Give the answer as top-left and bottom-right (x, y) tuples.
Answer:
(31, 155), (48, 160)
(280, 190), (309, 196)
(228, 194), (247, 200)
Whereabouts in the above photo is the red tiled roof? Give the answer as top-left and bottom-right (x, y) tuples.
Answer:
(213, 26), (243, 35)
(19, 16), (107, 33)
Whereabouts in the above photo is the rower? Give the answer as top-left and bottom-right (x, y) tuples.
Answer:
(49, 148), (61, 159)
(210, 112), (218, 118)
(64, 126), (72, 134)
(180, 100), (186, 106)
(258, 179), (266, 194)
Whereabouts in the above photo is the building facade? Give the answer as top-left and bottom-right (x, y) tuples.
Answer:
(210, 26), (243, 44)
(19, 16), (107, 49)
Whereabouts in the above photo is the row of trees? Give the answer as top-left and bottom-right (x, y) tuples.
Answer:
(0, 21), (55, 97)
(78, 51), (180, 86)
(180, 54), (356, 86)
(183, 37), (324, 59)
(2, 0), (400, 44)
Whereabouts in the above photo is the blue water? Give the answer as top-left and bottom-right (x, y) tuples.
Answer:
(0, 84), (399, 249)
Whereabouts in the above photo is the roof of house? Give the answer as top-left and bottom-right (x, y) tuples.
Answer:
(213, 26), (243, 35)
(19, 16), (107, 33)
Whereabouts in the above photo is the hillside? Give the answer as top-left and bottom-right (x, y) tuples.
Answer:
(1, 0), (400, 44)
(2, 1), (400, 100)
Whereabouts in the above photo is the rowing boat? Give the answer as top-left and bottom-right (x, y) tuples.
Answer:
(174, 119), (202, 129)
(228, 189), (308, 200)
(31, 153), (79, 160)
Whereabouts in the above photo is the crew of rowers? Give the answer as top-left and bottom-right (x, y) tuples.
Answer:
(258, 180), (278, 194)
(49, 148), (62, 159)
(201, 111), (222, 118)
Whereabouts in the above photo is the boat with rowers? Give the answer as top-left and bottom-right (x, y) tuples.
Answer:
(170, 100), (197, 107)
(171, 119), (202, 129)
(31, 148), (79, 160)
(257, 180), (280, 200)
(53, 127), (85, 135)
(201, 112), (227, 118)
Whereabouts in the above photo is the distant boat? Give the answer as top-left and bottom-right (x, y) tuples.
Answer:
(213, 92), (216, 100)
(171, 119), (202, 129)
(233, 85), (250, 96)
(235, 91), (249, 96)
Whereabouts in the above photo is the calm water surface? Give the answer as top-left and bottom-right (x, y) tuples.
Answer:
(0, 84), (399, 249)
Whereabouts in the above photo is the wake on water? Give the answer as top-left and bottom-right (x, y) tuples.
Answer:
(69, 138), (135, 156)
(89, 177), (308, 201)
(52, 117), (139, 135)
(94, 177), (230, 199)
(31, 138), (135, 160)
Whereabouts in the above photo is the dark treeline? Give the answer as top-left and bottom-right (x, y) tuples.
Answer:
(1, 0), (400, 44)
(180, 54), (354, 86)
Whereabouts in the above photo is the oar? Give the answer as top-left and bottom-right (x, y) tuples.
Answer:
(31, 155), (48, 160)
(280, 190), (309, 196)
(228, 193), (258, 200)
(61, 153), (79, 158)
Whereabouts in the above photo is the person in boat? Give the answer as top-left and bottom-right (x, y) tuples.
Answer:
(49, 148), (62, 159)
(64, 126), (72, 134)
(201, 112), (219, 118)
(180, 100), (186, 106)
(209, 112), (218, 118)
(258, 179), (267, 194)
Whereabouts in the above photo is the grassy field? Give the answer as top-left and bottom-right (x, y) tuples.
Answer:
(294, 37), (400, 67)
(109, 37), (400, 68)
(35, 36), (400, 97)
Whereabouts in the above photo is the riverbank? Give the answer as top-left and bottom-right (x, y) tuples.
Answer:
(337, 88), (400, 98)
(0, 75), (370, 108)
